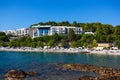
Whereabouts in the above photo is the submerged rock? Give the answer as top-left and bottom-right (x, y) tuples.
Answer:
(79, 76), (98, 80)
(27, 71), (37, 76)
(4, 69), (27, 80)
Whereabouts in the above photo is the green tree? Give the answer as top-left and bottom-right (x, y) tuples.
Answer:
(75, 34), (82, 41)
(91, 39), (98, 48)
(57, 21), (70, 26)
(83, 23), (93, 32)
(83, 43), (87, 48)
(106, 35), (114, 43)
(77, 23), (86, 28)
(33, 37), (43, 42)
(68, 28), (76, 42)
(47, 40), (55, 47)
(37, 41), (44, 47)
(80, 34), (94, 44)
(99, 35), (107, 43)
(102, 24), (113, 35)
(113, 25), (120, 35)
(9, 40), (17, 47)
(0, 42), (8, 47)
(70, 41), (81, 48)
(0, 32), (9, 42)
(0, 36), (8, 42)
(70, 41), (78, 48)
(0, 32), (6, 36)
(80, 34), (94, 47)
(71, 21), (78, 27)
(31, 42), (37, 48)
(61, 39), (67, 47)
(95, 24), (103, 36)
(42, 35), (51, 43)
(114, 40), (120, 49)
(45, 21), (57, 26)
(92, 22), (102, 32)
(25, 36), (32, 47)
(53, 32), (59, 41)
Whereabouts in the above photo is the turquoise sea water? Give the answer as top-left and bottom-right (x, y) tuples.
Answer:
(0, 51), (120, 80)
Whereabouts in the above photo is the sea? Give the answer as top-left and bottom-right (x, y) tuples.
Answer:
(0, 51), (120, 80)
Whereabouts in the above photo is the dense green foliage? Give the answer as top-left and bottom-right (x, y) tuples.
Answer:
(0, 32), (9, 47)
(1, 21), (120, 49)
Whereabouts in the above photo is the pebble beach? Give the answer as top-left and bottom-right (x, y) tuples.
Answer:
(0, 47), (120, 55)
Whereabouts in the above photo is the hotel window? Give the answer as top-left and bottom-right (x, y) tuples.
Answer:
(60, 28), (64, 33)
(44, 29), (48, 34)
(52, 28), (56, 32)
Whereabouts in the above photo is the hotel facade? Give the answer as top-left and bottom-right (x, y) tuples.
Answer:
(4, 28), (29, 36)
(32, 25), (83, 38)
(4, 25), (83, 38)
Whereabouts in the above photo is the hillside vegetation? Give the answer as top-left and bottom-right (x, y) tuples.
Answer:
(0, 21), (120, 49)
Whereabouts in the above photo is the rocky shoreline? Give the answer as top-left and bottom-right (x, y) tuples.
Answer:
(4, 63), (120, 80)
(62, 64), (120, 80)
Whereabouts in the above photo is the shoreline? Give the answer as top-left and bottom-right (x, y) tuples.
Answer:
(0, 47), (120, 55)
(90, 50), (120, 55)
(0, 47), (90, 53)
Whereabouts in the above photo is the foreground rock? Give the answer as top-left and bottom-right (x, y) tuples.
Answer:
(4, 64), (120, 80)
(62, 64), (120, 80)
(79, 76), (120, 80)
(4, 69), (37, 80)
(5, 69), (27, 80)
(78, 76), (98, 80)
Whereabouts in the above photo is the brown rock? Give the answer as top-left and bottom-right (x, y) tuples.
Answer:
(27, 71), (37, 76)
(4, 69), (27, 80)
(79, 76), (97, 80)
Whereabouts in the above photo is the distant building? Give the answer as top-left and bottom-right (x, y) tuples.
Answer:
(4, 30), (17, 35)
(16, 28), (29, 36)
(4, 25), (83, 38)
(4, 28), (29, 36)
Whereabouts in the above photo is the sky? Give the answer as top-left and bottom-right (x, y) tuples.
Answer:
(0, 0), (120, 31)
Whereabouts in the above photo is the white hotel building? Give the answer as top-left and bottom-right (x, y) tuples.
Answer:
(4, 25), (83, 38)
(4, 28), (29, 36)
(32, 25), (83, 38)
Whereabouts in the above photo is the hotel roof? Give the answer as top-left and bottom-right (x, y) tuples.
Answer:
(32, 25), (52, 28)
